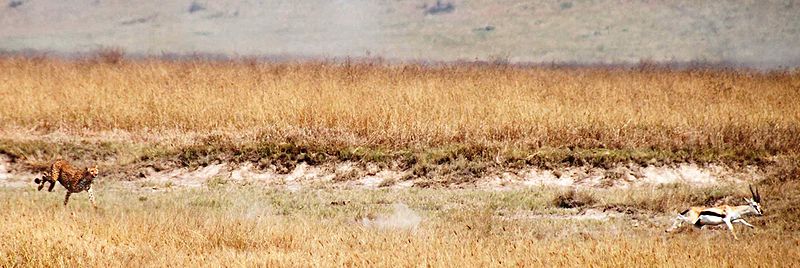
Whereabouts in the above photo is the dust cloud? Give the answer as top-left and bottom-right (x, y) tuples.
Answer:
(361, 203), (422, 231)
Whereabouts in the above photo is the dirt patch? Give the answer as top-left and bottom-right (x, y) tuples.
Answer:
(500, 208), (625, 222)
(498, 208), (673, 230)
(511, 163), (759, 189)
(0, 155), (764, 191)
(126, 164), (227, 190)
(0, 155), (33, 188)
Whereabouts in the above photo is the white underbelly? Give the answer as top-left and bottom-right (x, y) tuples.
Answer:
(697, 215), (725, 225)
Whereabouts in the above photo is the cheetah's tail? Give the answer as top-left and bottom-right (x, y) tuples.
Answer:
(34, 172), (52, 184)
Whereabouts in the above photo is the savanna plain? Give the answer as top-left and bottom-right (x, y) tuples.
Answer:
(1, 54), (799, 267)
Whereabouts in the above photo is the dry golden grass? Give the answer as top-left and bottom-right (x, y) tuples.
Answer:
(1, 56), (798, 156)
(1, 182), (798, 267)
(3, 55), (800, 267)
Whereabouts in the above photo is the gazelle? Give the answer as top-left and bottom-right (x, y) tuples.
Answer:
(666, 185), (763, 240)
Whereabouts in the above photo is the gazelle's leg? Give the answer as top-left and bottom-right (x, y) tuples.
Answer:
(733, 219), (756, 229)
(63, 192), (72, 206)
(724, 218), (737, 240)
(88, 186), (97, 208)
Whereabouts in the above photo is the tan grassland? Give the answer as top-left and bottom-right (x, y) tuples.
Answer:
(0, 56), (798, 151)
(2, 180), (799, 267)
(0, 55), (799, 173)
(1, 55), (800, 267)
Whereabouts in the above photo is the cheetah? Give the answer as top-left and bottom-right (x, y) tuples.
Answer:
(33, 160), (98, 208)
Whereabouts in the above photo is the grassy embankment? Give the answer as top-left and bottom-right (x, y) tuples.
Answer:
(0, 55), (798, 178)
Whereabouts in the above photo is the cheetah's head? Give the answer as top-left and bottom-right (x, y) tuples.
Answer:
(86, 165), (99, 178)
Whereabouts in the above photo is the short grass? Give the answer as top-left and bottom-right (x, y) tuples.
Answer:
(2, 180), (798, 267)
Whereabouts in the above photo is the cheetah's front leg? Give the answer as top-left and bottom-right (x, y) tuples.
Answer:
(87, 186), (97, 209)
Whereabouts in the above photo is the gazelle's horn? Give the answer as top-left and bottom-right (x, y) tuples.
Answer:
(756, 186), (761, 202)
(749, 184), (761, 202)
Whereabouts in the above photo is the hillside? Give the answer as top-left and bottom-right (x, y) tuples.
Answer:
(2, 0), (800, 68)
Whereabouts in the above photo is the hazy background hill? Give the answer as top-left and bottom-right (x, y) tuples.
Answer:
(2, 0), (799, 68)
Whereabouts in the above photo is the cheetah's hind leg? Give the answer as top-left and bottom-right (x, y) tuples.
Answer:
(47, 180), (56, 192)
(34, 172), (51, 191)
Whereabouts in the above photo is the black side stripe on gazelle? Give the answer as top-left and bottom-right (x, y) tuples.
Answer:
(698, 211), (726, 218)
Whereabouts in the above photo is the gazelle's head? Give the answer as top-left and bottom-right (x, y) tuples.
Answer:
(745, 185), (763, 216)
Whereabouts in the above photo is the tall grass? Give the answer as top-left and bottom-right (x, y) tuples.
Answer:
(1, 56), (798, 153)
